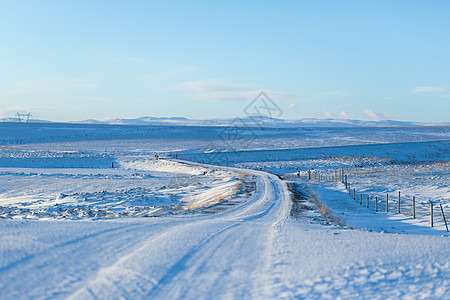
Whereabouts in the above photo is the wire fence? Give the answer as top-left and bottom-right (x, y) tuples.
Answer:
(298, 168), (449, 232)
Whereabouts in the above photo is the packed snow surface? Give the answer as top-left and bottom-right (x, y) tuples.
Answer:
(0, 122), (449, 299)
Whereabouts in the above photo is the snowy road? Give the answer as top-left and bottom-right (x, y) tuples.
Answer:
(68, 167), (292, 299)
(1, 159), (449, 299)
(1, 165), (293, 299)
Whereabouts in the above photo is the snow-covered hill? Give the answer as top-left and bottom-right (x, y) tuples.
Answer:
(77, 116), (449, 127)
(2, 116), (449, 127)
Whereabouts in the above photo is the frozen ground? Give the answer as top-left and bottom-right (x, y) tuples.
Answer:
(233, 141), (450, 234)
(0, 122), (449, 299)
(0, 158), (242, 219)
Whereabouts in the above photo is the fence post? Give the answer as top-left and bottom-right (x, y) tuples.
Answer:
(413, 196), (415, 218)
(430, 201), (433, 227)
(375, 196), (378, 212)
(440, 204), (449, 232)
(398, 191), (401, 213)
(367, 195), (369, 208)
(386, 194), (389, 213)
(360, 193), (362, 205)
(353, 189), (356, 200)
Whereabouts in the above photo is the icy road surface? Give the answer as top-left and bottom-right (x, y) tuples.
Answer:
(1, 123), (449, 299)
(1, 161), (449, 299)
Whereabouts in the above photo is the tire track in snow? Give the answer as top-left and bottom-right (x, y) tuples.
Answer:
(66, 161), (292, 299)
(65, 220), (235, 299)
(144, 222), (242, 299)
(144, 163), (292, 299)
(1, 159), (292, 299)
(0, 222), (140, 274)
(0, 222), (160, 299)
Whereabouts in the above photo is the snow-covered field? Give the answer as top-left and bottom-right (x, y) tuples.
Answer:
(1, 122), (449, 299)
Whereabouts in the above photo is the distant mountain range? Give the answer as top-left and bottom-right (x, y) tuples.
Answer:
(1, 116), (449, 127)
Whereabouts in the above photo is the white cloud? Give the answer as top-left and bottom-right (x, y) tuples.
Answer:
(364, 109), (392, 121)
(287, 103), (298, 109)
(339, 111), (349, 118)
(411, 86), (446, 93)
(312, 108), (349, 119)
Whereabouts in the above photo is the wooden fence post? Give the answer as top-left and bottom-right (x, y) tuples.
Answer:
(413, 196), (415, 218)
(375, 196), (378, 212)
(430, 201), (433, 227)
(398, 191), (401, 213)
(386, 194), (389, 213)
(367, 195), (369, 208)
(353, 189), (356, 200)
(440, 204), (449, 232)
(360, 193), (362, 205)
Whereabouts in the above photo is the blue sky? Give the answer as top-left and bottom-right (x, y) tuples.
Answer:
(1, 1), (449, 122)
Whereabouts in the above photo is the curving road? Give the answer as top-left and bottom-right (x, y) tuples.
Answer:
(0, 162), (292, 299)
(2, 160), (450, 299)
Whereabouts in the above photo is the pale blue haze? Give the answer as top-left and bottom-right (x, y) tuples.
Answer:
(0, 1), (449, 122)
